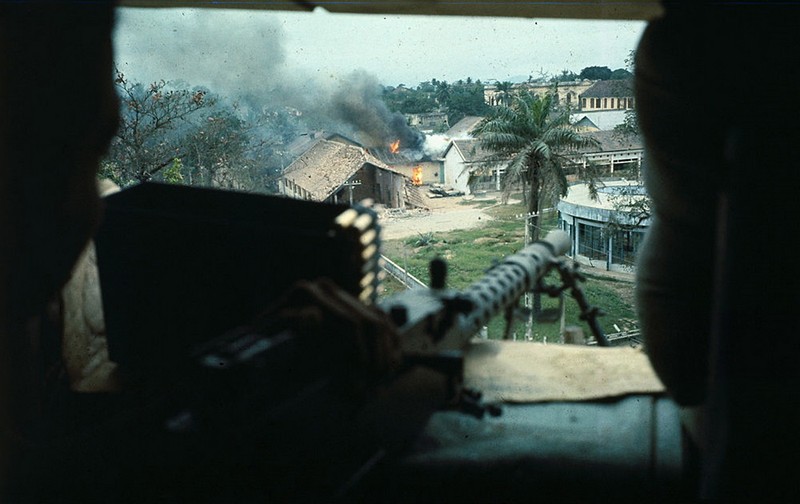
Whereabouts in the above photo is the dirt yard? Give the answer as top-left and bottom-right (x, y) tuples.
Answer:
(376, 190), (504, 240)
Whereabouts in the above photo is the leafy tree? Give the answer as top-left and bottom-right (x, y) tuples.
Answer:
(473, 91), (599, 244)
(403, 93), (438, 113)
(550, 69), (579, 83)
(183, 107), (252, 189)
(446, 79), (490, 124)
(105, 69), (212, 185)
(162, 157), (184, 184)
(607, 184), (651, 232)
(435, 81), (451, 106)
(614, 108), (640, 138)
(103, 69), (295, 193)
(382, 85), (436, 114)
(579, 66), (612, 80)
(610, 68), (633, 80)
(614, 50), (639, 139)
(609, 49), (650, 232)
(417, 80), (436, 93)
(380, 77), (490, 126)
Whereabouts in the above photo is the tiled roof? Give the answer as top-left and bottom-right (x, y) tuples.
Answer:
(447, 138), (496, 163)
(282, 139), (390, 201)
(286, 133), (323, 159)
(580, 79), (633, 98)
(286, 132), (361, 161)
(445, 116), (484, 138)
(573, 130), (643, 154)
(368, 147), (427, 165)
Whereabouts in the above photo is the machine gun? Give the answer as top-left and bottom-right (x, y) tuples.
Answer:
(154, 210), (617, 501)
(43, 184), (674, 503)
(355, 212), (610, 416)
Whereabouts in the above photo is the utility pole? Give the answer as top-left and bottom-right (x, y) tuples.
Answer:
(516, 211), (537, 340)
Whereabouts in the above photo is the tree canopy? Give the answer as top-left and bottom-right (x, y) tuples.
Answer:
(381, 78), (489, 125)
(473, 91), (600, 242)
(610, 68), (633, 80)
(613, 50), (639, 139)
(579, 66), (613, 80)
(102, 70), (299, 192)
(550, 69), (579, 83)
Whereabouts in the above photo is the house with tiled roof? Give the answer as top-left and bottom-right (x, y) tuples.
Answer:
(283, 132), (362, 169)
(279, 137), (427, 209)
(579, 79), (634, 112)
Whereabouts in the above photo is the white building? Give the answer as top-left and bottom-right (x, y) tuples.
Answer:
(568, 130), (644, 174)
(441, 139), (505, 194)
(557, 180), (650, 272)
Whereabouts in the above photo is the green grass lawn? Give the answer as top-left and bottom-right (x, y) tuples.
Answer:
(379, 200), (637, 342)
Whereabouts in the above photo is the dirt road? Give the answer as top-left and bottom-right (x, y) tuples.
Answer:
(377, 192), (499, 240)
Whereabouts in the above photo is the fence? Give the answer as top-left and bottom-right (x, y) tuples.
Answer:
(380, 255), (428, 290)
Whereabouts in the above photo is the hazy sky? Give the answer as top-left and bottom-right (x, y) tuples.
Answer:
(114, 7), (646, 94)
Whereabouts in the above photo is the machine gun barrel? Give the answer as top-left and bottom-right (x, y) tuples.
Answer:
(384, 230), (571, 355)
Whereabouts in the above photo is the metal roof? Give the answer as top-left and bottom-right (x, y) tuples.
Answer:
(570, 110), (629, 131)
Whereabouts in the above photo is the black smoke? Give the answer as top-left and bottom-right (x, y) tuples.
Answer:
(330, 70), (424, 151)
(114, 9), (425, 152)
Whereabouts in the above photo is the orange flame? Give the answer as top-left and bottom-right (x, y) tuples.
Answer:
(389, 139), (400, 154)
(412, 166), (423, 186)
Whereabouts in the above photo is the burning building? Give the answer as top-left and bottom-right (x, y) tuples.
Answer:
(367, 141), (442, 187)
(279, 134), (427, 209)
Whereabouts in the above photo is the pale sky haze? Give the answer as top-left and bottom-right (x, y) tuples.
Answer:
(114, 7), (646, 94)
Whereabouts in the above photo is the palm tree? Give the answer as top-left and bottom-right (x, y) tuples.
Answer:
(494, 81), (514, 107)
(473, 91), (599, 244)
(474, 91), (599, 333)
(434, 81), (450, 107)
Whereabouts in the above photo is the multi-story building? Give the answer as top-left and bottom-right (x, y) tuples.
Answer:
(579, 79), (634, 111)
(485, 78), (634, 113)
(484, 80), (595, 109)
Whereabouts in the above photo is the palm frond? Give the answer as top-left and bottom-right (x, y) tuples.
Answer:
(475, 88), (601, 208)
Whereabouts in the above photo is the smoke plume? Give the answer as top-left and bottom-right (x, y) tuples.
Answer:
(114, 9), (428, 155)
(329, 71), (424, 151)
